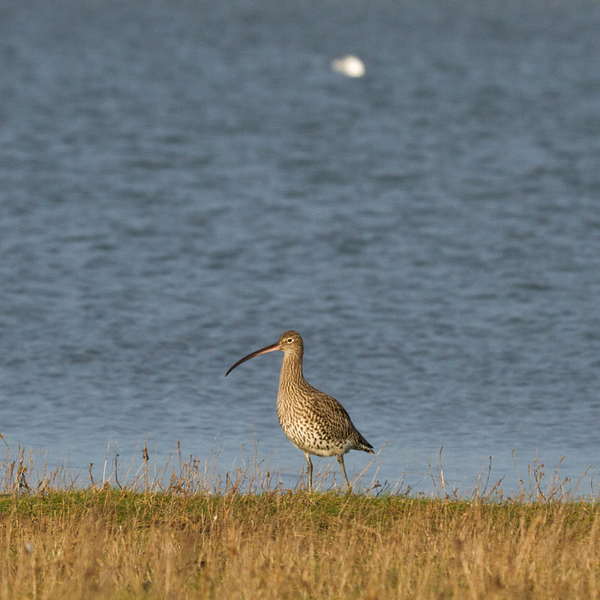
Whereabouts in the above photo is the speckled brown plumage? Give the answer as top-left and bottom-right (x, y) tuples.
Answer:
(226, 330), (374, 492)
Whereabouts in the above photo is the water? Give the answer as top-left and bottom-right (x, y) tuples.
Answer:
(1, 0), (600, 495)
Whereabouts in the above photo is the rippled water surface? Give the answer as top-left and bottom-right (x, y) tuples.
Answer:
(1, 0), (600, 494)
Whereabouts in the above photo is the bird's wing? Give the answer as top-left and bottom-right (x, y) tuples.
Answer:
(303, 385), (358, 435)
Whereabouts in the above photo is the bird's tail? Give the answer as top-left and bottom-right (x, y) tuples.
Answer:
(355, 433), (374, 454)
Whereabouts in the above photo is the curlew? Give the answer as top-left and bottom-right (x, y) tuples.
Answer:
(226, 330), (374, 492)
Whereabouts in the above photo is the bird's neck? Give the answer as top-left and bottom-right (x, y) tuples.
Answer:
(278, 352), (305, 391)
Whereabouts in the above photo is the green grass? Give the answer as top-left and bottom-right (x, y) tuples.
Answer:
(0, 445), (598, 599)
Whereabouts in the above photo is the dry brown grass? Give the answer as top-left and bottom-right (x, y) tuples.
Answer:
(0, 446), (598, 599)
(1, 489), (600, 599)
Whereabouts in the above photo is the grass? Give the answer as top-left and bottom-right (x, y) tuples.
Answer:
(0, 444), (599, 599)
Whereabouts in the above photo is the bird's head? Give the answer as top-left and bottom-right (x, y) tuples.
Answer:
(225, 330), (304, 376)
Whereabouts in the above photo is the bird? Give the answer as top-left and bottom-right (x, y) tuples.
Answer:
(226, 330), (374, 492)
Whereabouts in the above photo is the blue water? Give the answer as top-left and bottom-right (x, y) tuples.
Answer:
(1, 0), (600, 495)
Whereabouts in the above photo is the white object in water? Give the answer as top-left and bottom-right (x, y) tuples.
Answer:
(331, 55), (365, 78)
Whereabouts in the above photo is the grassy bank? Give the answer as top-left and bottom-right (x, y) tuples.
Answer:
(0, 444), (597, 598)
(1, 487), (599, 599)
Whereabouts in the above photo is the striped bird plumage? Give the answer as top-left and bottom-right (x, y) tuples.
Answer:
(226, 330), (374, 491)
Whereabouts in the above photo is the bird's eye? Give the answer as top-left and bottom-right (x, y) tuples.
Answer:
(287, 338), (293, 343)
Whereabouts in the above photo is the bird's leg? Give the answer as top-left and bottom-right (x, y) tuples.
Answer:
(337, 454), (352, 492)
(305, 452), (313, 492)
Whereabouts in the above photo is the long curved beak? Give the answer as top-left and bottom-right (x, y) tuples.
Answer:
(225, 342), (281, 376)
